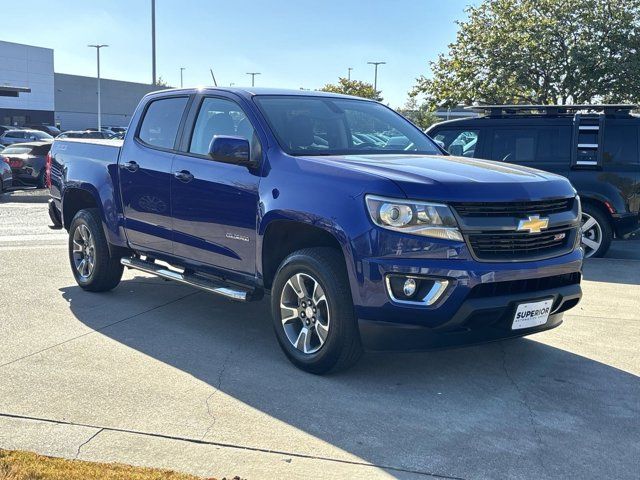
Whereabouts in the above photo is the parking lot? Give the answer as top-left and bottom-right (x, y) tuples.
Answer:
(0, 191), (638, 479)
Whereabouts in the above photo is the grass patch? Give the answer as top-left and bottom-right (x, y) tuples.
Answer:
(0, 449), (219, 480)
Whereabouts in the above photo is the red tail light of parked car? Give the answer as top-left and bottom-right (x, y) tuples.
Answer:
(45, 152), (52, 188)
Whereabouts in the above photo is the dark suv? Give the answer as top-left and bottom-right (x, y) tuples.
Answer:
(427, 105), (640, 257)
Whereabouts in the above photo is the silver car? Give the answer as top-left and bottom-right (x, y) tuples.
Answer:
(0, 129), (53, 146)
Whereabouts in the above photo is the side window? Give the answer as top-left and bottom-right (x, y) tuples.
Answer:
(603, 125), (639, 164)
(138, 96), (188, 149)
(537, 127), (571, 163)
(491, 127), (570, 164)
(432, 129), (480, 157)
(189, 97), (256, 156)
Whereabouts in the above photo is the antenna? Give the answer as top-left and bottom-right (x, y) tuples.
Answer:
(209, 68), (218, 87)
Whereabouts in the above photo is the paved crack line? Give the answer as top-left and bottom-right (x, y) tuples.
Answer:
(0, 411), (466, 480)
(498, 342), (548, 477)
(201, 349), (233, 441)
(75, 428), (104, 459)
(0, 291), (199, 369)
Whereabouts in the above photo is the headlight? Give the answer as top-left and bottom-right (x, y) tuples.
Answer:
(365, 195), (463, 241)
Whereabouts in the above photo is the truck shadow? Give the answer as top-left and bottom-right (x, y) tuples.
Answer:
(59, 277), (639, 479)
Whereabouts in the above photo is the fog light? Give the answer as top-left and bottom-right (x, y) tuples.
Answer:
(385, 274), (450, 306)
(403, 278), (417, 297)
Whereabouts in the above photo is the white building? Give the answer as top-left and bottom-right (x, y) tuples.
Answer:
(0, 40), (55, 126)
(0, 40), (160, 130)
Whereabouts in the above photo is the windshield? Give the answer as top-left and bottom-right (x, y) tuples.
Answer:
(255, 96), (442, 156)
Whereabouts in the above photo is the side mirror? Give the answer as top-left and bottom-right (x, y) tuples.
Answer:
(208, 136), (254, 168)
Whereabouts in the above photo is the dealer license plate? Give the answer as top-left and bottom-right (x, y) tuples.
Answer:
(512, 299), (553, 330)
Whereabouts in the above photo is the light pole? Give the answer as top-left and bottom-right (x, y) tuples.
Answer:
(88, 44), (108, 131)
(367, 61), (386, 93)
(180, 67), (185, 88)
(246, 72), (261, 87)
(151, 0), (156, 84)
(348, 67), (353, 81)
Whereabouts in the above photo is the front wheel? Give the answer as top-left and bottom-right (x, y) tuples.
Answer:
(68, 208), (123, 291)
(581, 205), (612, 258)
(271, 247), (363, 374)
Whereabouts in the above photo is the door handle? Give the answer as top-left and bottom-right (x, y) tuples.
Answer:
(174, 170), (194, 183)
(122, 161), (139, 172)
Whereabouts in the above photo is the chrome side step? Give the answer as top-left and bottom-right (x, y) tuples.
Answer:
(121, 257), (250, 302)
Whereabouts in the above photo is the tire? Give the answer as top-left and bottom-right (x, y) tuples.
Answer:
(271, 247), (363, 374)
(581, 204), (612, 258)
(68, 208), (123, 291)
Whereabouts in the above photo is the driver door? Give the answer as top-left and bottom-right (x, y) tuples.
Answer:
(170, 94), (262, 278)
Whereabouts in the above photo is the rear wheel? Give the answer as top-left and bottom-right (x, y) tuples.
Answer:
(271, 247), (362, 374)
(68, 208), (123, 291)
(581, 204), (612, 258)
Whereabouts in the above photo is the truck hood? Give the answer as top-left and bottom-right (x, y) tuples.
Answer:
(307, 154), (576, 202)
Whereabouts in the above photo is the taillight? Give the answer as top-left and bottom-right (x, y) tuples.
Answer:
(45, 152), (52, 188)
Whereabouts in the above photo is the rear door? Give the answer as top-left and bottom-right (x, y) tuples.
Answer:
(118, 95), (190, 254)
(572, 119), (640, 217)
(170, 93), (263, 278)
(486, 123), (571, 177)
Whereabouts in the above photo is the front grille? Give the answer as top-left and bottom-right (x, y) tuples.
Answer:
(452, 198), (573, 217)
(468, 226), (573, 261)
(468, 272), (581, 299)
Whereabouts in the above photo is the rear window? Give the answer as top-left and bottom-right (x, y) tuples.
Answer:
(2, 146), (31, 155)
(491, 127), (571, 164)
(32, 144), (51, 155)
(603, 125), (639, 164)
(138, 97), (188, 149)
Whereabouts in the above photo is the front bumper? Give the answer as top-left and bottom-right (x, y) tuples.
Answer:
(359, 283), (581, 350)
(352, 247), (583, 350)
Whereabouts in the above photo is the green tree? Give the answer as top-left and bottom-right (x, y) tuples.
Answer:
(412, 0), (640, 108)
(320, 78), (382, 101)
(154, 76), (169, 87)
(397, 98), (443, 130)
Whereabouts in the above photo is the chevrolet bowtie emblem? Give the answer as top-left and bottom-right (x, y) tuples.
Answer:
(517, 215), (549, 233)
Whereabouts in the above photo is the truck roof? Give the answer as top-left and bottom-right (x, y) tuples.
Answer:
(146, 86), (374, 102)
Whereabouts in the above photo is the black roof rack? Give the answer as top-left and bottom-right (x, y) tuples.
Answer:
(466, 104), (638, 117)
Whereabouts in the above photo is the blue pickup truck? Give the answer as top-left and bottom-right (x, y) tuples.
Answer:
(49, 88), (583, 373)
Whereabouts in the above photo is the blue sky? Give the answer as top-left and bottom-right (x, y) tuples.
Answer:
(2, 0), (476, 107)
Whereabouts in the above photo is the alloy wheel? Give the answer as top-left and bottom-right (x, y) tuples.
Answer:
(581, 212), (602, 258)
(72, 224), (96, 279)
(279, 273), (330, 354)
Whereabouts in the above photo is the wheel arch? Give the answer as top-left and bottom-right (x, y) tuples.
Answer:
(259, 216), (352, 291)
(580, 195), (615, 232)
(62, 187), (100, 230)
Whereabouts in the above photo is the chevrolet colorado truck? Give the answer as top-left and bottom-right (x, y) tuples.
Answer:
(49, 88), (583, 373)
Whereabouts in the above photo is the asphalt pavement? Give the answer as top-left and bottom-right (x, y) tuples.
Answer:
(0, 190), (638, 479)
